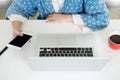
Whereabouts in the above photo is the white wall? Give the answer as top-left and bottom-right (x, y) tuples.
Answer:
(0, 0), (12, 9)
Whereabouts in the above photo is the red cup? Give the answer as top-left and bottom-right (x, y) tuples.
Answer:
(108, 34), (120, 50)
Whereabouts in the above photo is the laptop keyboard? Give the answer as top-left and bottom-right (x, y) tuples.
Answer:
(39, 47), (93, 57)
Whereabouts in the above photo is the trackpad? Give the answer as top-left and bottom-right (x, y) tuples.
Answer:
(56, 35), (76, 46)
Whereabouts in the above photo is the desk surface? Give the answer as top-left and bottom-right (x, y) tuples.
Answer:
(0, 20), (120, 80)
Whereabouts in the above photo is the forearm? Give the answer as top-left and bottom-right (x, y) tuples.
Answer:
(11, 20), (23, 37)
(64, 14), (73, 23)
(12, 20), (23, 29)
(80, 13), (110, 31)
(7, 14), (27, 37)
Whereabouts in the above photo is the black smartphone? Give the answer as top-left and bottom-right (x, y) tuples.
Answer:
(7, 33), (32, 50)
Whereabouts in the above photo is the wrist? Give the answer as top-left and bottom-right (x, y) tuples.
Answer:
(12, 21), (23, 29)
(12, 20), (23, 27)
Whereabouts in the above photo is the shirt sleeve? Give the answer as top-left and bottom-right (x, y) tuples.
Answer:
(72, 14), (91, 32)
(8, 14), (28, 23)
(80, 0), (110, 31)
(72, 14), (85, 26)
(6, 0), (38, 19)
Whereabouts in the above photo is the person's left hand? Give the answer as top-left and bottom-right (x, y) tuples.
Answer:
(46, 14), (73, 23)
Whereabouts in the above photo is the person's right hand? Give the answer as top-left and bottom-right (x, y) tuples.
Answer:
(12, 21), (23, 38)
(13, 26), (23, 38)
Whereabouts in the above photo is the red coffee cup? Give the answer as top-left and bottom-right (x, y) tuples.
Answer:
(108, 34), (120, 50)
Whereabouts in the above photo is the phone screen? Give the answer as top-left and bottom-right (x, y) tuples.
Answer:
(9, 34), (32, 47)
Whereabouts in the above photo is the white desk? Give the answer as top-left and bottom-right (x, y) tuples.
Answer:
(0, 20), (120, 80)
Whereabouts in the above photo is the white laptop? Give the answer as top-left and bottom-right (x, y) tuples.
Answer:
(27, 33), (110, 71)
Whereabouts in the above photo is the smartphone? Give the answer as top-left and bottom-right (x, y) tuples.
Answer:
(7, 33), (32, 50)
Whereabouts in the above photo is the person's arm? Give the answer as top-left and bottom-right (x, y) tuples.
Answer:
(6, 0), (37, 19)
(12, 20), (23, 37)
(46, 14), (73, 23)
(46, 0), (110, 31)
(6, 0), (37, 37)
(8, 14), (28, 37)
(80, 0), (110, 31)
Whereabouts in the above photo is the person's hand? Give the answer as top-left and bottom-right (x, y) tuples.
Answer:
(13, 26), (23, 38)
(46, 14), (73, 23)
(12, 21), (23, 38)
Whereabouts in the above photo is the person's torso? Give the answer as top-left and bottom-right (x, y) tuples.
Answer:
(36, 0), (84, 19)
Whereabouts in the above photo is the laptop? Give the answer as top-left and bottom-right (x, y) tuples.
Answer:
(27, 33), (110, 71)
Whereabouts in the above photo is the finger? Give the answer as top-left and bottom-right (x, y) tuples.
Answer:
(13, 32), (23, 38)
(48, 14), (53, 17)
(46, 20), (56, 23)
(46, 17), (55, 22)
(46, 16), (54, 20)
(47, 14), (55, 19)
(46, 19), (57, 23)
(14, 30), (23, 36)
(46, 19), (56, 22)
(13, 33), (17, 38)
